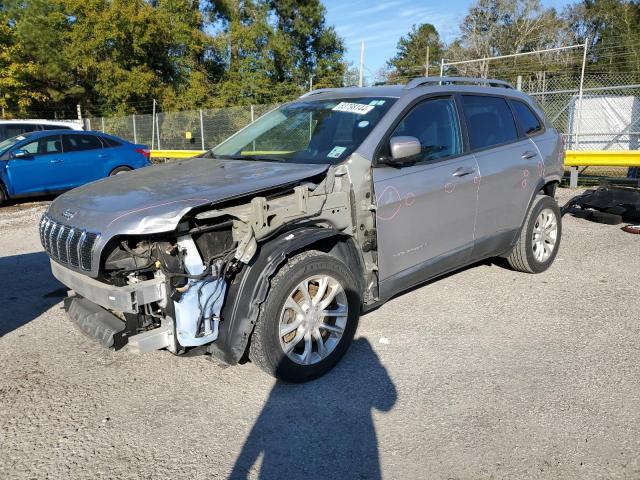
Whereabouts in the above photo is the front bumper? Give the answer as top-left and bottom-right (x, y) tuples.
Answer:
(50, 260), (166, 313)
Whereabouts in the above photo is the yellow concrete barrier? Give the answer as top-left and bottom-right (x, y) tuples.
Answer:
(150, 150), (205, 159)
(564, 150), (640, 167)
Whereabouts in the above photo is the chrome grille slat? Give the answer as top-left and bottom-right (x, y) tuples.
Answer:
(38, 214), (99, 271)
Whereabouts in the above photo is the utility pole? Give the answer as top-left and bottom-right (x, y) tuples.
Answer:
(424, 46), (430, 77)
(309, 75), (314, 92)
(358, 40), (365, 87)
(76, 104), (82, 128)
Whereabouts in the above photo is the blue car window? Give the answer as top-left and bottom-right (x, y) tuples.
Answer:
(20, 135), (62, 155)
(63, 134), (103, 152)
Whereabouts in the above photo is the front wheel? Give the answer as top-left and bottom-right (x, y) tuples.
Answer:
(249, 250), (361, 383)
(506, 194), (562, 273)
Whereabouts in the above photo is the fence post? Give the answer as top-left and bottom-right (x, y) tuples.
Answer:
(516, 75), (522, 91)
(151, 99), (156, 150)
(250, 105), (255, 123)
(155, 113), (161, 150)
(199, 109), (205, 150)
(132, 114), (137, 144)
(101, 117), (105, 133)
(575, 37), (589, 150)
(569, 167), (579, 189)
(439, 58), (444, 77)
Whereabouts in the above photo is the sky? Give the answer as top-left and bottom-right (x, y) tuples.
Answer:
(322, 0), (572, 81)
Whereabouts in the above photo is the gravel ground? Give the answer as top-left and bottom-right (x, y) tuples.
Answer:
(1, 189), (639, 480)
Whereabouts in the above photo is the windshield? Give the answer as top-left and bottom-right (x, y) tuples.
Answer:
(0, 133), (32, 157)
(212, 97), (397, 164)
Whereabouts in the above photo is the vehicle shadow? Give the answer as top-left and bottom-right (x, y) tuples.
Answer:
(229, 338), (397, 480)
(0, 251), (66, 337)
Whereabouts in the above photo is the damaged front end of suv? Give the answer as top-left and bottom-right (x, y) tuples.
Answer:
(43, 161), (366, 362)
(40, 93), (393, 379)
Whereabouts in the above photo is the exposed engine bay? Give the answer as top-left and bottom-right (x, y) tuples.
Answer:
(77, 164), (371, 356)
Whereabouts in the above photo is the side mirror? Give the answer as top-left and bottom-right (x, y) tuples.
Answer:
(389, 136), (421, 161)
(12, 149), (31, 159)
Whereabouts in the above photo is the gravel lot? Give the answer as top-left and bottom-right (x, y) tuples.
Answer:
(1, 188), (639, 480)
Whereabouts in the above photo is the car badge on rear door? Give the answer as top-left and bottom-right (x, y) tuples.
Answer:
(62, 209), (76, 221)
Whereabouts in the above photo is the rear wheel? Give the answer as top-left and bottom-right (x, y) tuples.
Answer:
(109, 166), (131, 176)
(249, 250), (360, 383)
(0, 185), (5, 205)
(506, 194), (561, 273)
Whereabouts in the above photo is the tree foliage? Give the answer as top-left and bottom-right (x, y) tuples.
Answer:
(385, 0), (640, 84)
(1, 0), (345, 117)
(385, 23), (443, 81)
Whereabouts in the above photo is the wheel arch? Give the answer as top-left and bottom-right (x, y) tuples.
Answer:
(108, 165), (133, 175)
(208, 226), (365, 365)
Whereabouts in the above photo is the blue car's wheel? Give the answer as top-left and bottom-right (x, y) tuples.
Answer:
(109, 166), (131, 176)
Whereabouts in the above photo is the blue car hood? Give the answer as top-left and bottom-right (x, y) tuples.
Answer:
(48, 157), (329, 235)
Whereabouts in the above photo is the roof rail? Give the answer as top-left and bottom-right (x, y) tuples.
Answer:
(405, 76), (514, 90)
(299, 88), (337, 98)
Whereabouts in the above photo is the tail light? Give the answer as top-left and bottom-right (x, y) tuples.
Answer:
(135, 148), (150, 160)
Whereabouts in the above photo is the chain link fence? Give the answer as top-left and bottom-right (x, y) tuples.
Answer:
(524, 73), (640, 178)
(86, 104), (278, 151)
(86, 72), (639, 177)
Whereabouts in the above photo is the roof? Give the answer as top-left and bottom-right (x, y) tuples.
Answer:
(0, 119), (82, 127)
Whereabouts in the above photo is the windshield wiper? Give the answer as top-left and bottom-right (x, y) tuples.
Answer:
(215, 154), (288, 163)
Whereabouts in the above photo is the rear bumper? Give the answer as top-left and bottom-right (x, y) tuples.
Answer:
(50, 259), (166, 313)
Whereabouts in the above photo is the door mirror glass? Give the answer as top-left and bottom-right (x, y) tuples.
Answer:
(389, 136), (421, 161)
(12, 149), (31, 159)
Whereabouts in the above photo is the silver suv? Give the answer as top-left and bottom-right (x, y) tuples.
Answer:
(42, 77), (563, 382)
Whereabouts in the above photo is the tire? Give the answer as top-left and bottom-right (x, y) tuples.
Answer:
(0, 185), (6, 206)
(507, 194), (562, 274)
(590, 210), (623, 225)
(109, 166), (132, 176)
(249, 250), (361, 383)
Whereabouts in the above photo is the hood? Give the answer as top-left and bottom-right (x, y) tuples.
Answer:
(48, 157), (329, 235)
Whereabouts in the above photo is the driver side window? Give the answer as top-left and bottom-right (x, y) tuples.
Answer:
(392, 97), (462, 162)
(20, 136), (63, 155)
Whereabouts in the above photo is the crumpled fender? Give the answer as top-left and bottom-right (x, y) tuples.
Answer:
(208, 226), (351, 365)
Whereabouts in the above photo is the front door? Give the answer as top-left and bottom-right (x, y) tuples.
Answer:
(373, 96), (479, 291)
(6, 135), (65, 195)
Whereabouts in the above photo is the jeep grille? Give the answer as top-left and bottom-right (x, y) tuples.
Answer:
(39, 214), (99, 271)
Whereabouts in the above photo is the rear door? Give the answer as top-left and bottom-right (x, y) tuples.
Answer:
(373, 95), (479, 287)
(459, 95), (540, 257)
(60, 133), (107, 186)
(5, 135), (65, 194)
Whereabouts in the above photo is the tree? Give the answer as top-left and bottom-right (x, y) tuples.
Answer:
(564, 0), (640, 78)
(451, 0), (565, 78)
(0, 7), (47, 115)
(386, 23), (443, 81)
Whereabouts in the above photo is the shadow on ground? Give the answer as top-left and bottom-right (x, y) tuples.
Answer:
(229, 338), (396, 480)
(0, 251), (65, 337)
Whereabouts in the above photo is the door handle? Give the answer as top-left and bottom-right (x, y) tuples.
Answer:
(50, 158), (63, 164)
(452, 166), (475, 177)
(521, 150), (537, 159)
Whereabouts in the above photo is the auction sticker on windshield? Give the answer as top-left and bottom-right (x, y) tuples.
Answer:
(332, 102), (375, 115)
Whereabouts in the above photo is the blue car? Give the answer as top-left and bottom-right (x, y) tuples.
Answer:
(0, 130), (151, 204)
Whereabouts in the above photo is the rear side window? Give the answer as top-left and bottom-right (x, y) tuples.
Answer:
(511, 100), (542, 135)
(461, 95), (518, 150)
(100, 136), (122, 148)
(62, 134), (103, 152)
